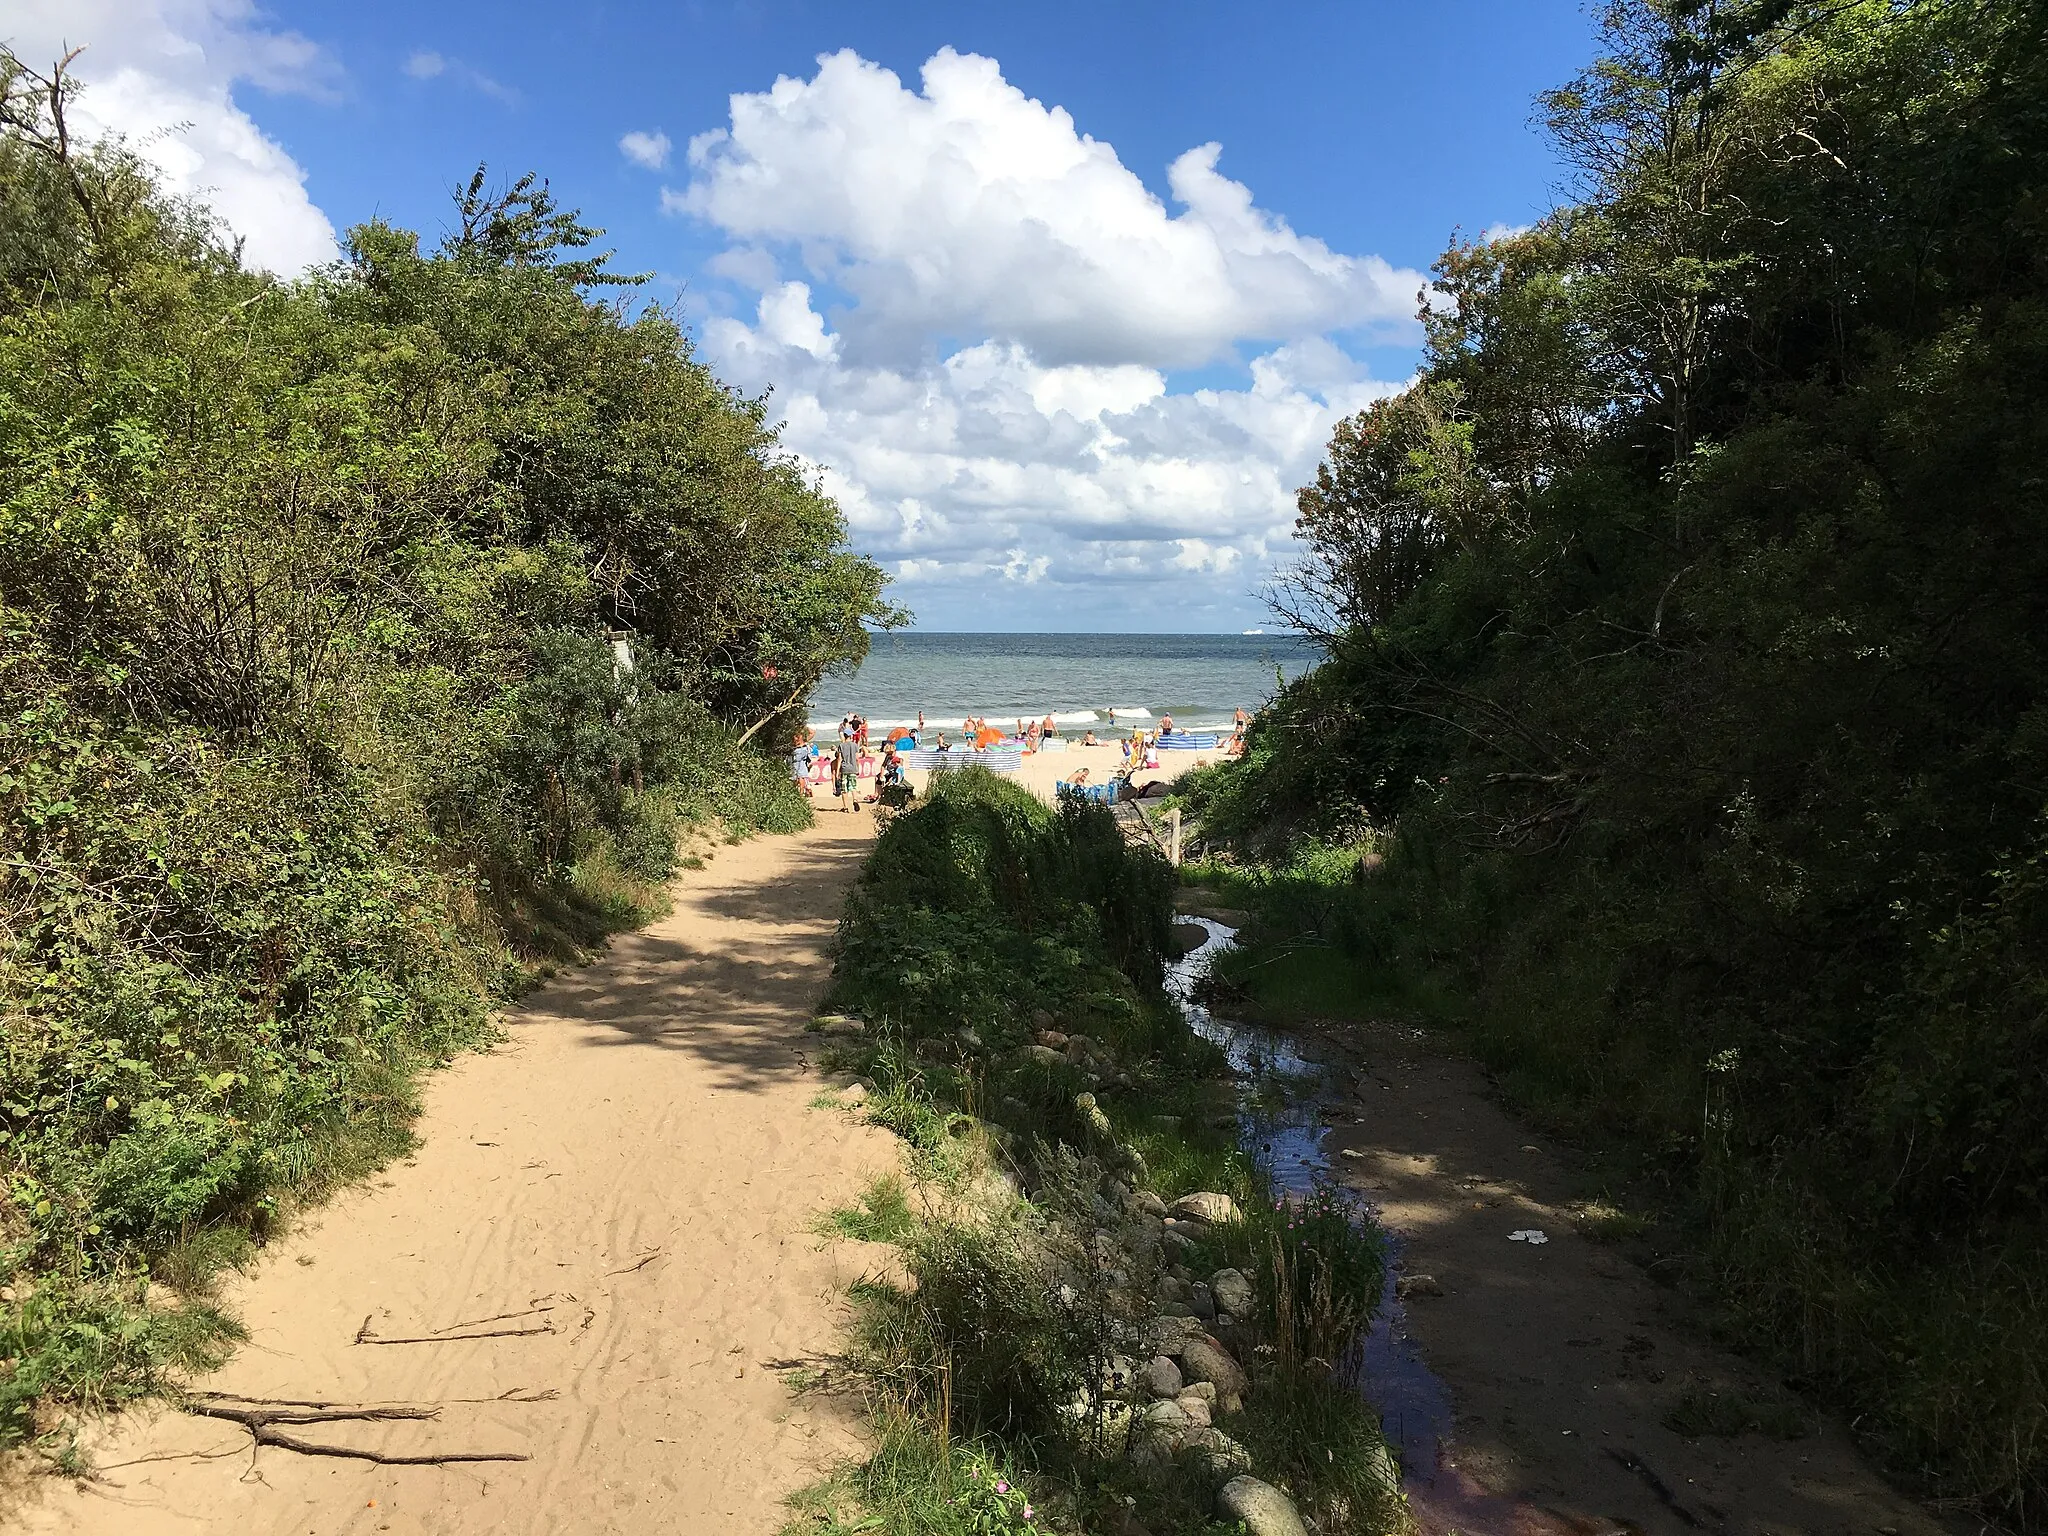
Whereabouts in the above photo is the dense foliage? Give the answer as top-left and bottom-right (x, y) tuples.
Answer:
(0, 52), (891, 1444)
(1192, 0), (2048, 1520)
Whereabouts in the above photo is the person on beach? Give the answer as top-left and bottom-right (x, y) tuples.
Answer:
(917, 710), (925, 734)
(833, 736), (859, 812)
(1041, 713), (1058, 739)
(1082, 730), (1098, 746)
(1159, 713), (1174, 734)
(935, 732), (951, 751)
(1234, 707), (1249, 732)
(1070, 766), (1091, 785)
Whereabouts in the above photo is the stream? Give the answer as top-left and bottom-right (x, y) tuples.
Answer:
(1165, 916), (1463, 1505)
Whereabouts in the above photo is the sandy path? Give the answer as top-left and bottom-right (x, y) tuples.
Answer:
(20, 816), (893, 1536)
(1314, 1019), (1960, 1536)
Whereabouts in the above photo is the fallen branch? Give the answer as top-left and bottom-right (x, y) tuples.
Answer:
(356, 1311), (556, 1345)
(183, 1395), (530, 1466)
(604, 1249), (663, 1277)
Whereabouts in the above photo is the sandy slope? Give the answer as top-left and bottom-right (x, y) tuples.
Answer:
(19, 815), (894, 1536)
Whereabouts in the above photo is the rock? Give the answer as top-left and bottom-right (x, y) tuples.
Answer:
(1170, 1191), (1240, 1226)
(839, 1082), (869, 1106)
(1153, 1274), (1189, 1305)
(1097, 1354), (1137, 1398)
(1175, 1393), (1213, 1427)
(1213, 1317), (1258, 1359)
(1181, 1379), (1216, 1403)
(1395, 1273), (1445, 1299)
(1216, 1476), (1310, 1536)
(1036, 1029), (1069, 1049)
(1211, 1267), (1255, 1316)
(1025, 1044), (1064, 1068)
(1135, 1190), (1167, 1218)
(1105, 1177), (1131, 1206)
(1163, 1228), (1197, 1258)
(1189, 1281), (1217, 1320)
(1180, 1336), (1249, 1400)
(1030, 1009), (1055, 1032)
(958, 1027), (983, 1051)
(1143, 1314), (1207, 1356)
(1139, 1398), (1192, 1430)
(1176, 1427), (1253, 1485)
(813, 1014), (864, 1036)
(1075, 1092), (1115, 1141)
(1160, 1301), (1196, 1318)
(1138, 1355), (1183, 1399)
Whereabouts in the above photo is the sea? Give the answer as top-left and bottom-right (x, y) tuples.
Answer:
(807, 632), (1321, 736)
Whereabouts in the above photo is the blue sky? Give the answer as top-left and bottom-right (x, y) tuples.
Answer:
(19, 1), (1597, 631)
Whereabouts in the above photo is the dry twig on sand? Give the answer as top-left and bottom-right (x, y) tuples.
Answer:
(183, 1394), (530, 1466)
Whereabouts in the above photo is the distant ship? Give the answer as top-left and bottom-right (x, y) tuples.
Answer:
(1241, 627), (1265, 635)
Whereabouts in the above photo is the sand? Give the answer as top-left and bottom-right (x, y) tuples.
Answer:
(17, 814), (897, 1536)
(814, 736), (1209, 813)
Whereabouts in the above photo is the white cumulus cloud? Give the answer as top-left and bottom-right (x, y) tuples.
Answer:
(669, 48), (1417, 626)
(618, 129), (671, 171)
(7, 0), (338, 274)
(675, 47), (1422, 371)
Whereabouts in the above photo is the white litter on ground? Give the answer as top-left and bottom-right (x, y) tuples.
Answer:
(1509, 1229), (1550, 1244)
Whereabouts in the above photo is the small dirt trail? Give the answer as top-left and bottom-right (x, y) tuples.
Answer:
(21, 815), (892, 1536)
(1317, 1018), (1960, 1536)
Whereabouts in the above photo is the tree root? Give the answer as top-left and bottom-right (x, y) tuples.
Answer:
(185, 1394), (530, 1465)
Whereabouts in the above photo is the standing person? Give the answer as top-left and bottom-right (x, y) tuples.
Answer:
(917, 710), (926, 735)
(834, 734), (859, 813)
(1041, 712), (1058, 739)
(1234, 706), (1250, 733)
(1159, 713), (1175, 735)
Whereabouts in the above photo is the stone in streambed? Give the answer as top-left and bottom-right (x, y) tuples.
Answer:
(1217, 1476), (1310, 1536)
(1138, 1355), (1183, 1399)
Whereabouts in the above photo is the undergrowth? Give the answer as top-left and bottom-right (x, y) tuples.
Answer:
(789, 769), (1404, 1536)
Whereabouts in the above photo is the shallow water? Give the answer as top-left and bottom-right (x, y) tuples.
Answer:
(1164, 917), (1457, 1480)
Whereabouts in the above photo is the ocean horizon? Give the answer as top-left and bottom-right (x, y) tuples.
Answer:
(807, 630), (1322, 735)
